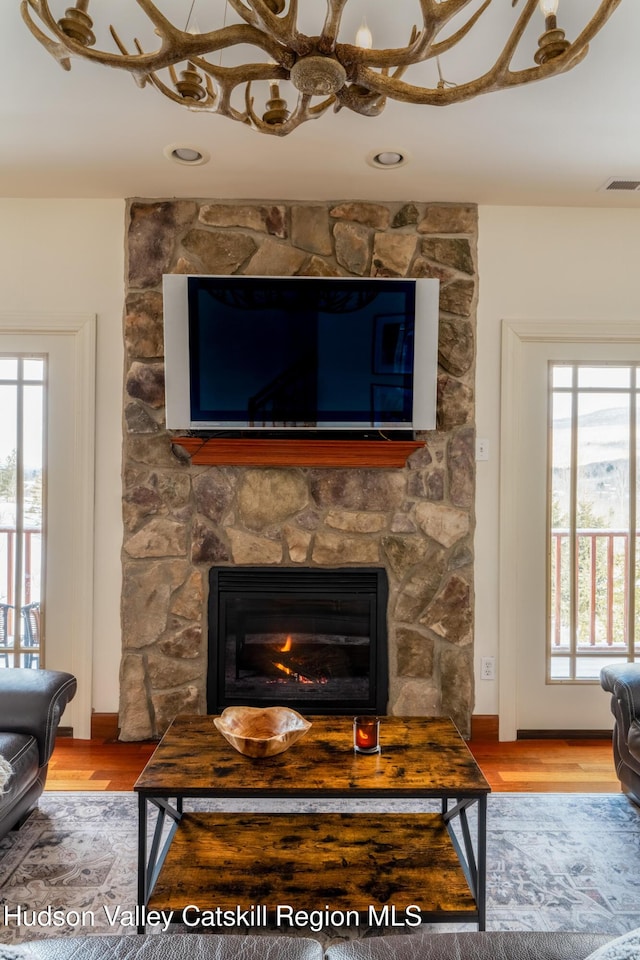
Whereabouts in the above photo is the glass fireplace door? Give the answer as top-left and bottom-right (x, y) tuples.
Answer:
(208, 567), (388, 715)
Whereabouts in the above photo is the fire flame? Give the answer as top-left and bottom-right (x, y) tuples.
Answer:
(272, 663), (314, 684)
(270, 633), (328, 685)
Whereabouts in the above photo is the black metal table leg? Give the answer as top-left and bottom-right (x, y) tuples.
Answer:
(442, 795), (488, 931)
(476, 794), (487, 931)
(137, 795), (183, 934)
(137, 794), (147, 934)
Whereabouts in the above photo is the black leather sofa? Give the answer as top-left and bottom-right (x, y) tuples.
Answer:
(0, 667), (77, 840)
(600, 662), (640, 805)
(0, 932), (619, 960)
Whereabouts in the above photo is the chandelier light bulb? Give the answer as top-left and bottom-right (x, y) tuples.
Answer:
(355, 19), (373, 50)
(539, 0), (560, 16)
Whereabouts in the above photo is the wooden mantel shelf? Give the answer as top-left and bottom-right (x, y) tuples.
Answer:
(173, 437), (423, 468)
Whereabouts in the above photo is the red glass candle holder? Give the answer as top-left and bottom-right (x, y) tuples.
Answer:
(353, 716), (380, 754)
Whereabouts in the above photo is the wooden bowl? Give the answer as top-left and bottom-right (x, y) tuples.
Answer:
(213, 706), (312, 758)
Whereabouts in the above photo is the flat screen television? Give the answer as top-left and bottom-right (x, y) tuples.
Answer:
(163, 274), (439, 434)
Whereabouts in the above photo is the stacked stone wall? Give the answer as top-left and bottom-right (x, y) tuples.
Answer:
(120, 199), (477, 740)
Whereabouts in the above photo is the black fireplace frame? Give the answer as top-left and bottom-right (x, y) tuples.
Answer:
(207, 566), (389, 716)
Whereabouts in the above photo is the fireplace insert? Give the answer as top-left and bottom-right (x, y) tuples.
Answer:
(207, 567), (388, 715)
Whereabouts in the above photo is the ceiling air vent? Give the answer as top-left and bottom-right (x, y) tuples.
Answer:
(600, 178), (640, 192)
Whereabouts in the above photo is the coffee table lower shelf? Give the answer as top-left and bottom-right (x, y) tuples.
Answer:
(146, 810), (479, 929)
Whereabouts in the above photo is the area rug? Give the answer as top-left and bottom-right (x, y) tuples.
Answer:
(0, 793), (639, 945)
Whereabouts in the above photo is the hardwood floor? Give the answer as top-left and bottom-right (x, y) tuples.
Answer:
(467, 737), (619, 793)
(47, 739), (156, 792)
(45, 734), (621, 794)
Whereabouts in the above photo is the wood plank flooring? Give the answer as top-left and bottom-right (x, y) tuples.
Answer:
(47, 739), (156, 792)
(45, 734), (620, 794)
(467, 737), (619, 793)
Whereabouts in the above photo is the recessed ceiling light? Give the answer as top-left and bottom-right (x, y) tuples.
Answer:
(163, 143), (210, 166)
(366, 150), (410, 170)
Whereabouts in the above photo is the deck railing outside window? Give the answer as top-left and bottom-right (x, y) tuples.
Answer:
(550, 526), (640, 679)
(0, 526), (41, 668)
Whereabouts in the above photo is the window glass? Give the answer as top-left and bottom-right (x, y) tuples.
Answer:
(549, 364), (636, 681)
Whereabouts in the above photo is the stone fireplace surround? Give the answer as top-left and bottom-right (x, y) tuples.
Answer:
(119, 199), (477, 741)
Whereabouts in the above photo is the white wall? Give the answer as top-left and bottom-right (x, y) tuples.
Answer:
(475, 205), (640, 718)
(0, 199), (125, 715)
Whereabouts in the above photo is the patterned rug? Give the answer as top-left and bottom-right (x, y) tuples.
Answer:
(0, 793), (639, 945)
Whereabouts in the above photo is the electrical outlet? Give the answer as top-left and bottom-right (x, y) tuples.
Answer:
(476, 438), (489, 461)
(480, 656), (496, 680)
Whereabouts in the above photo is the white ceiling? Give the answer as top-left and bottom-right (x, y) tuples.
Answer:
(1, 1), (639, 206)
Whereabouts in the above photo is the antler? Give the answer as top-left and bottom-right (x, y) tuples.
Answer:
(20, 0), (623, 135)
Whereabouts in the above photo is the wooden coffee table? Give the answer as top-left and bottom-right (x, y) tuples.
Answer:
(134, 715), (490, 934)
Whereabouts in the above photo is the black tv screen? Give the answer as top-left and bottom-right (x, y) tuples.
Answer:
(163, 274), (440, 432)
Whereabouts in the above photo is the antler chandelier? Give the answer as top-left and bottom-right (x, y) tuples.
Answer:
(21, 0), (621, 137)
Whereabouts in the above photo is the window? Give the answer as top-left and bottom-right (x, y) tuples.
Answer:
(549, 363), (639, 680)
(0, 356), (45, 668)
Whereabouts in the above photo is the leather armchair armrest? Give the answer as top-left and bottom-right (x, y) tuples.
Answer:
(600, 663), (640, 722)
(0, 668), (77, 766)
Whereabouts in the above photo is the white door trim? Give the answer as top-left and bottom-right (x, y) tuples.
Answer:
(0, 312), (96, 739)
(499, 319), (640, 741)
